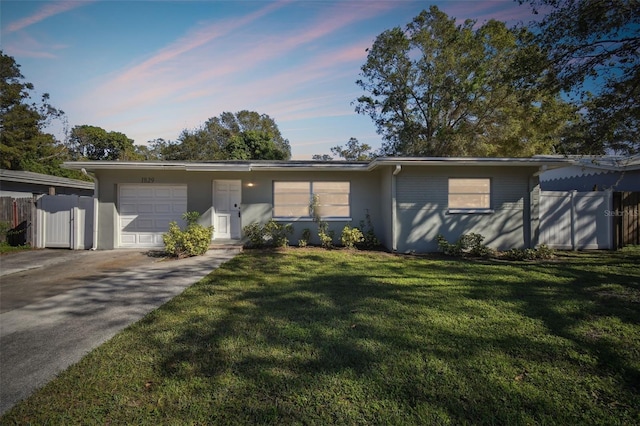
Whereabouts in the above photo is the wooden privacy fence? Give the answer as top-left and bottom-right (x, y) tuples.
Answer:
(539, 191), (613, 250)
(612, 192), (640, 248)
(0, 196), (36, 246)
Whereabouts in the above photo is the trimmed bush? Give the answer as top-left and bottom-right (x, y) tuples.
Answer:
(243, 220), (293, 248)
(163, 212), (213, 258)
(437, 233), (494, 257)
(341, 225), (364, 249)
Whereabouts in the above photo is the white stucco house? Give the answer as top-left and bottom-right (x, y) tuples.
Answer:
(63, 157), (571, 253)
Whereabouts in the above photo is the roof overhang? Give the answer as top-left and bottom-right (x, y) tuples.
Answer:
(63, 157), (574, 173)
(0, 169), (94, 189)
(63, 160), (371, 172)
(367, 157), (573, 170)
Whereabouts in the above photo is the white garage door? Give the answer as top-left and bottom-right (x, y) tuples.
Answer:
(119, 185), (187, 247)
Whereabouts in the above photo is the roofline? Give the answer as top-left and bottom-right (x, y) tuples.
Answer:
(367, 157), (572, 170)
(63, 157), (573, 173)
(0, 169), (95, 189)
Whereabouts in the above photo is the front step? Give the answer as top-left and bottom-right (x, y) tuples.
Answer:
(209, 240), (244, 251)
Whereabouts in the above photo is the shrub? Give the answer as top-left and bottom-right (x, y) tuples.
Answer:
(264, 220), (294, 248)
(318, 221), (335, 249)
(504, 245), (555, 261)
(357, 210), (381, 250)
(0, 221), (11, 244)
(243, 220), (293, 248)
(535, 244), (555, 259)
(341, 225), (364, 249)
(298, 228), (311, 248)
(437, 233), (493, 257)
(163, 212), (213, 258)
(243, 223), (267, 248)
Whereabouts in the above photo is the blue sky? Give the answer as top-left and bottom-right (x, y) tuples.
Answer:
(2, 0), (540, 159)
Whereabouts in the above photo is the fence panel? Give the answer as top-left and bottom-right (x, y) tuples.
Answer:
(0, 197), (35, 246)
(613, 192), (640, 248)
(540, 191), (612, 250)
(37, 194), (94, 249)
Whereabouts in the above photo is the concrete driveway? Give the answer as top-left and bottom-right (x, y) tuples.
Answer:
(0, 248), (240, 416)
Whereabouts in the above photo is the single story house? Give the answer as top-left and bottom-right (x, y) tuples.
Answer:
(540, 154), (640, 192)
(0, 169), (95, 198)
(64, 157), (570, 253)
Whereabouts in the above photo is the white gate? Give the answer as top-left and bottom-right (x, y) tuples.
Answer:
(37, 195), (94, 249)
(539, 190), (612, 250)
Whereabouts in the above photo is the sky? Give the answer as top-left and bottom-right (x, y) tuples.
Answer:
(1, 0), (542, 159)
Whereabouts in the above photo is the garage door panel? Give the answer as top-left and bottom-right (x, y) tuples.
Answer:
(119, 185), (187, 248)
(154, 204), (172, 214)
(120, 234), (136, 245)
(137, 204), (154, 214)
(120, 203), (137, 214)
(155, 188), (172, 197)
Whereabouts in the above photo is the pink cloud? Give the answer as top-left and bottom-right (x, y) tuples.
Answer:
(2, 33), (68, 59)
(114, 0), (290, 85)
(3, 1), (92, 33)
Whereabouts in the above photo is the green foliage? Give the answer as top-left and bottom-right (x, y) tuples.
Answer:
(318, 221), (335, 249)
(298, 228), (311, 248)
(4, 249), (639, 424)
(524, 0), (639, 154)
(160, 110), (291, 161)
(341, 225), (364, 249)
(504, 244), (556, 261)
(309, 193), (334, 249)
(355, 6), (571, 157)
(243, 223), (267, 248)
(224, 130), (289, 160)
(1, 51), (67, 172)
(243, 220), (293, 248)
(264, 220), (294, 247)
(162, 212), (213, 258)
(330, 137), (375, 161)
(0, 221), (11, 243)
(357, 210), (381, 250)
(437, 233), (494, 257)
(438, 233), (556, 260)
(68, 125), (137, 161)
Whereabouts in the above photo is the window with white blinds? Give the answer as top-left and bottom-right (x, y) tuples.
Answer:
(448, 178), (491, 209)
(273, 181), (350, 219)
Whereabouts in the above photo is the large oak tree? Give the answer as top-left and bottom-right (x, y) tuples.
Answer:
(355, 6), (574, 157)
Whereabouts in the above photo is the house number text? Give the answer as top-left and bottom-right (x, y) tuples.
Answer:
(141, 177), (155, 183)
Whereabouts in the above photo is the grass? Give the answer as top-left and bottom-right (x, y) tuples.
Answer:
(0, 242), (31, 255)
(2, 247), (640, 425)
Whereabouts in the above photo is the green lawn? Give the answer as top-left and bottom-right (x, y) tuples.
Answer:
(3, 248), (640, 425)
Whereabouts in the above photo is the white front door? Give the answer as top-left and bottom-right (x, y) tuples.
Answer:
(213, 180), (241, 240)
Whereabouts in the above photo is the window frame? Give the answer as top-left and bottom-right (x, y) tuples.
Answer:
(447, 177), (494, 214)
(272, 180), (351, 220)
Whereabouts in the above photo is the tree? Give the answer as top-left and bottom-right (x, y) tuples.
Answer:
(355, 7), (573, 157)
(520, 0), (639, 154)
(0, 51), (68, 173)
(163, 110), (292, 161)
(68, 125), (137, 161)
(330, 137), (375, 161)
(224, 130), (289, 160)
(312, 154), (333, 161)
